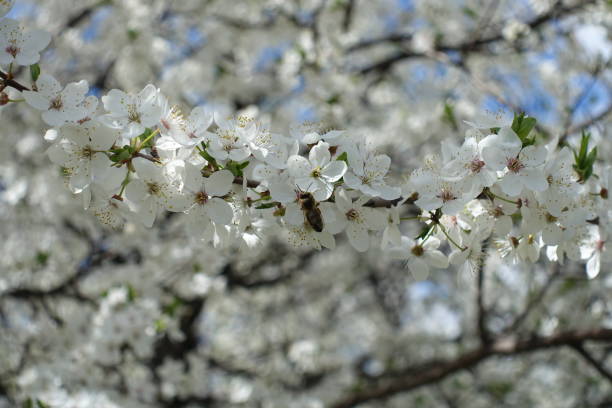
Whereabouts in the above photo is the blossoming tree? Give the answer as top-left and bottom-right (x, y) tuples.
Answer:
(1, 0), (611, 407)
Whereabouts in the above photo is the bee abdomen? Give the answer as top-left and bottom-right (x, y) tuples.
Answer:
(306, 211), (324, 232)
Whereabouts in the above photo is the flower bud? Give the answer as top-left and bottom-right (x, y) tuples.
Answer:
(0, 92), (9, 106)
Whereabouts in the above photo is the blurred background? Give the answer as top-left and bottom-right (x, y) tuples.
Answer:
(0, 0), (611, 407)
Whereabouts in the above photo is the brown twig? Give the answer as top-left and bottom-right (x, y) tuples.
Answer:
(0, 71), (30, 92)
(331, 328), (612, 408)
(355, 0), (596, 74)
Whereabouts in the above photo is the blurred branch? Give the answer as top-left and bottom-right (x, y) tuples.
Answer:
(354, 0), (596, 74)
(503, 263), (561, 334)
(476, 239), (490, 345)
(341, 0), (356, 32)
(571, 344), (612, 384)
(563, 100), (612, 140)
(64, 0), (113, 29)
(331, 328), (612, 408)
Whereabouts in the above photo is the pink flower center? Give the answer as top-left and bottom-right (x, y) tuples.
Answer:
(5, 45), (19, 57)
(507, 157), (524, 173)
(596, 240), (605, 251)
(470, 158), (485, 173)
(438, 189), (456, 203)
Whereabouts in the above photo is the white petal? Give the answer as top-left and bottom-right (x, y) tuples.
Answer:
(426, 250), (449, 269)
(520, 145), (547, 167)
(346, 222), (369, 252)
(23, 91), (50, 110)
(520, 169), (548, 192)
(367, 154), (391, 178)
(586, 254), (600, 279)
(205, 197), (234, 225)
(321, 160), (347, 182)
(499, 173), (523, 196)
(408, 257), (429, 280)
(287, 155), (312, 178)
(205, 169), (234, 197)
(308, 141), (331, 168)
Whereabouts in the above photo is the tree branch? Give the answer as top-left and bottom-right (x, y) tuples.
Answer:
(476, 239), (489, 344)
(0, 71), (30, 92)
(504, 263), (561, 334)
(354, 0), (596, 74)
(331, 328), (612, 408)
(571, 344), (612, 384)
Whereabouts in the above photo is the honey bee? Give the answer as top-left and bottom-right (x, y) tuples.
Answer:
(297, 191), (324, 232)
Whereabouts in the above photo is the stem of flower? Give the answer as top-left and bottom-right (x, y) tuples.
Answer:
(439, 223), (466, 251)
(117, 171), (131, 198)
(486, 189), (519, 205)
(137, 128), (160, 151)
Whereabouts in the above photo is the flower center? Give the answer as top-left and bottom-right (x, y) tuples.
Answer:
(507, 157), (524, 173)
(545, 213), (557, 223)
(411, 245), (424, 257)
(127, 104), (141, 123)
(601, 188), (608, 199)
(49, 97), (63, 111)
(80, 146), (94, 159)
(147, 182), (161, 195)
(438, 188), (456, 203)
(195, 191), (209, 205)
(492, 205), (505, 218)
(469, 158), (485, 173)
(5, 45), (19, 57)
(510, 236), (520, 248)
(311, 167), (322, 178)
(346, 209), (359, 221)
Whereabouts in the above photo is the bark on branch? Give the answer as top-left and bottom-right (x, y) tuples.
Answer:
(331, 328), (612, 408)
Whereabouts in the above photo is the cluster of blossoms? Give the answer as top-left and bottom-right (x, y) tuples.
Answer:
(0, 3), (610, 280)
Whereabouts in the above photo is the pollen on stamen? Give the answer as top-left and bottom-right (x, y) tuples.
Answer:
(507, 157), (524, 173)
(195, 191), (209, 205)
(49, 97), (63, 111)
(346, 209), (359, 221)
(5, 45), (18, 57)
(438, 188), (456, 203)
(469, 158), (485, 173)
(411, 245), (424, 257)
(147, 182), (161, 195)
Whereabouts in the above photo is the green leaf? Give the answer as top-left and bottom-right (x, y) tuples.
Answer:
(572, 131), (597, 182)
(415, 225), (433, 240)
(225, 160), (249, 177)
(155, 318), (167, 332)
(442, 102), (458, 130)
(336, 151), (349, 163)
(35, 251), (50, 266)
(127, 285), (137, 302)
(127, 29), (139, 41)
(30, 64), (41, 82)
(326, 94), (340, 105)
(198, 146), (218, 167)
(255, 203), (277, 209)
(462, 6), (478, 19)
(511, 113), (537, 145)
(36, 400), (49, 408)
(163, 297), (183, 317)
